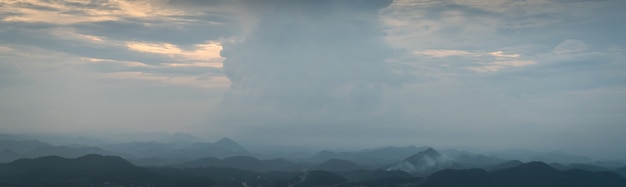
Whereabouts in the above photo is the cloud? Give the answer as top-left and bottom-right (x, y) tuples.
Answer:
(553, 39), (588, 54)
(412, 49), (536, 72)
(213, 0), (401, 138)
(126, 41), (223, 65)
(0, 0), (189, 24)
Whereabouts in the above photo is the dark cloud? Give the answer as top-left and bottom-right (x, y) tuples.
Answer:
(215, 0), (400, 134)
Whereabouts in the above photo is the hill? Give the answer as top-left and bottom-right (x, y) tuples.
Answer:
(0, 154), (172, 186)
(420, 161), (626, 187)
(176, 156), (303, 172)
(387, 147), (463, 175)
(0, 139), (117, 163)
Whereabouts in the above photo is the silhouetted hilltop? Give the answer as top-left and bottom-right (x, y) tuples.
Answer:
(0, 154), (166, 186)
(1, 153), (624, 187)
(201, 137), (250, 158)
(496, 161), (626, 187)
(419, 161), (626, 187)
(550, 162), (609, 172)
(0, 139), (117, 163)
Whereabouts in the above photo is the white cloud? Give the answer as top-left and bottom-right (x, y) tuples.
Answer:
(0, 0), (190, 24)
(126, 41), (223, 63)
(553, 39), (588, 54)
(413, 49), (536, 72)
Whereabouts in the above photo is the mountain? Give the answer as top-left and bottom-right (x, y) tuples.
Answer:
(419, 162), (626, 187)
(0, 139), (53, 153)
(306, 145), (426, 167)
(0, 139), (118, 163)
(387, 147), (463, 175)
(177, 156), (303, 172)
(103, 137), (251, 160)
(0, 154), (167, 186)
(101, 141), (178, 158)
(531, 151), (592, 163)
(0, 134), (21, 141)
(207, 137), (250, 157)
(0, 149), (20, 163)
(489, 160), (523, 171)
(173, 138), (250, 159)
(550, 162), (609, 172)
(442, 149), (505, 168)
(493, 162), (626, 187)
(616, 166), (626, 177)
(165, 132), (203, 143)
(315, 158), (363, 171)
(300, 170), (347, 186)
(421, 168), (492, 187)
(592, 160), (626, 170)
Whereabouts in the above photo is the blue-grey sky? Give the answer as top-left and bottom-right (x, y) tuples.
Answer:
(1, 0), (625, 159)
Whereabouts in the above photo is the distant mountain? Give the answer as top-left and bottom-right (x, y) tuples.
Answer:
(387, 147), (463, 175)
(315, 159), (363, 171)
(615, 166), (626, 177)
(172, 138), (250, 159)
(101, 141), (178, 158)
(165, 132), (203, 143)
(0, 149), (20, 163)
(442, 149), (505, 168)
(489, 160), (524, 171)
(550, 162), (609, 172)
(205, 137), (250, 157)
(530, 151), (592, 163)
(306, 145), (426, 167)
(0, 139), (53, 153)
(593, 160), (626, 170)
(491, 149), (593, 164)
(103, 137), (251, 160)
(0, 139), (117, 163)
(0, 154), (163, 186)
(419, 161), (626, 187)
(177, 156), (303, 172)
(493, 162), (625, 187)
(0, 134), (21, 141)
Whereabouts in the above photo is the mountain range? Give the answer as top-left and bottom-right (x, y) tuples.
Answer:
(2, 133), (626, 185)
(387, 147), (464, 175)
(419, 161), (626, 187)
(2, 154), (625, 187)
(0, 139), (117, 163)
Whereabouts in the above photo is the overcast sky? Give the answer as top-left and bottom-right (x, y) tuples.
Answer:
(1, 0), (625, 159)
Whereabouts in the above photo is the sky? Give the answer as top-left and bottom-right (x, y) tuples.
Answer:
(0, 0), (625, 159)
